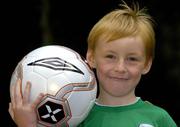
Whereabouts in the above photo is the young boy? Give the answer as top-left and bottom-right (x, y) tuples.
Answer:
(78, 1), (177, 127)
(9, 1), (177, 127)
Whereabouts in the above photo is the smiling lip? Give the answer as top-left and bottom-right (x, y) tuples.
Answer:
(110, 76), (128, 81)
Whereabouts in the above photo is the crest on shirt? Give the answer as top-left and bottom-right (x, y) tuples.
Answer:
(139, 123), (154, 127)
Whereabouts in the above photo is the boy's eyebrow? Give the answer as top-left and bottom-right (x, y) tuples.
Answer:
(127, 53), (144, 57)
(127, 52), (140, 55)
(105, 50), (117, 54)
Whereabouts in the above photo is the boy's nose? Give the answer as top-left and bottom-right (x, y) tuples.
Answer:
(114, 59), (127, 73)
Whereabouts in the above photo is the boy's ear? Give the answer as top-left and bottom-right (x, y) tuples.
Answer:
(86, 50), (96, 68)
(142, 59), (152, 75)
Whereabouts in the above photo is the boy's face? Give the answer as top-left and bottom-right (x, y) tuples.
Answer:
(87, 36), (152, 98)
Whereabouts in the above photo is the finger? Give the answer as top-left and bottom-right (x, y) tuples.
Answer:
(23, 81), (31, 104)
(31, 93), (45, 109)
(14, 78), (23, 104)
(10, 83), (16, 107)
(8, 102), (14, 120)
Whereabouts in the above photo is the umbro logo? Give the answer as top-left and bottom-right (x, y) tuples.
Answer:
(28, 57), (84, 75)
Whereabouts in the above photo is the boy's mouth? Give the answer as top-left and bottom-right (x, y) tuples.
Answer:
(109, 76), (129, 81)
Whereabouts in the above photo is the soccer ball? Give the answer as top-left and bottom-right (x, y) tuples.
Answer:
(10, 45), (97, 127)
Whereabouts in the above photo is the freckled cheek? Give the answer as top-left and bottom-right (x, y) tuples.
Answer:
(96, 65), (106, 74)
(96, 64), (109, 78)
(129, 68), (143, 79)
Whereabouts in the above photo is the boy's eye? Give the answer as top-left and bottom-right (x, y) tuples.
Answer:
(127, 57), (139, 62)
(106, 54), (116, 59)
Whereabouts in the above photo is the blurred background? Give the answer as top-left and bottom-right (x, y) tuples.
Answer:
(1, 0), (180, 126)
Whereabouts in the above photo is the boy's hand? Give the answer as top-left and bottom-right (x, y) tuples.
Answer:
(9, 79), (44, 127)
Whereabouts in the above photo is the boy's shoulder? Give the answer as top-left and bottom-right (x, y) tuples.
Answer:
(142, 100), (173, 118)
(144, 100), (167, 112)
(143, 100), (177, 126)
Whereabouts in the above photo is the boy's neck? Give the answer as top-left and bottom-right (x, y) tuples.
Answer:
(97, 93), (137, 106)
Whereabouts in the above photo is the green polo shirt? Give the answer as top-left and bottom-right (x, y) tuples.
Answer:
(78, 98), (177, 127)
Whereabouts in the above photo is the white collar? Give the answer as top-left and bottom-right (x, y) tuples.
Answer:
(95, 97), (141, 107)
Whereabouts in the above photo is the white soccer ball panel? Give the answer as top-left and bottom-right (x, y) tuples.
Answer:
(47, 74), (71, 96)
(22, 71), (47, 102)
(26, 45), (78, 59)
